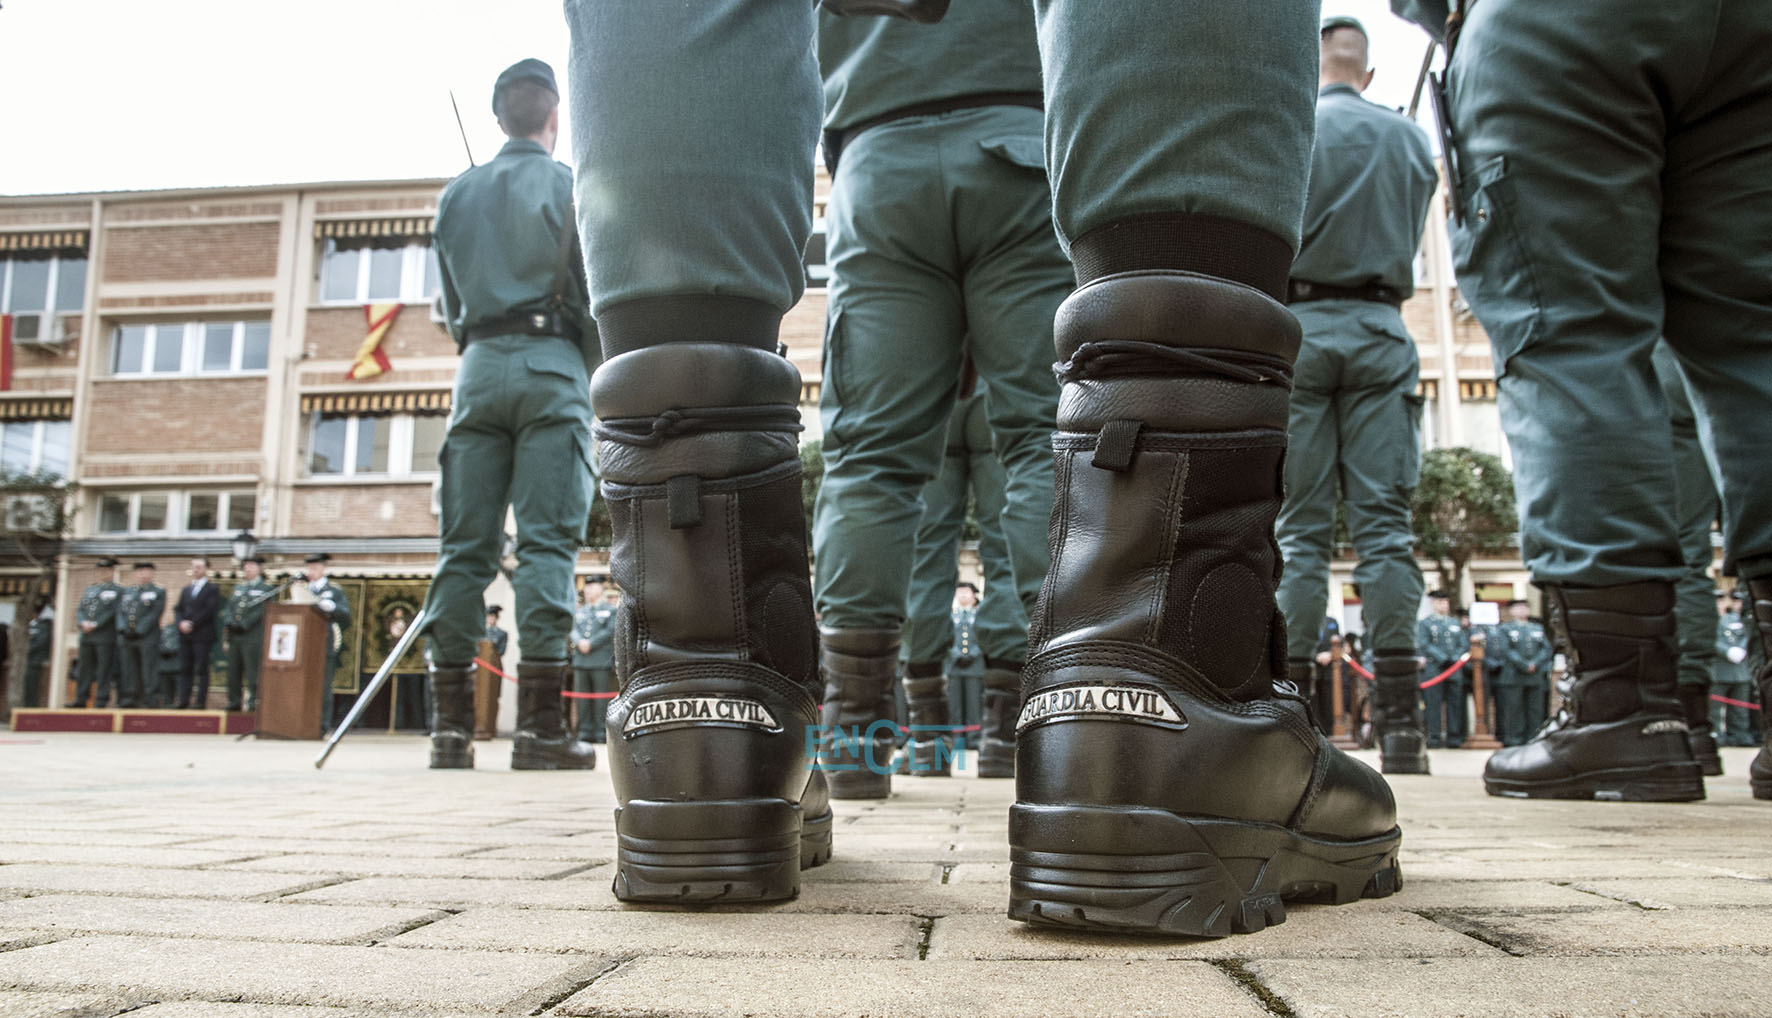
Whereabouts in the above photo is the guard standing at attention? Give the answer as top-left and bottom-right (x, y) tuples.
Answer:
(566, 0), (1399, 931)
(810, 0), (1074, 797)
(1495, 599), (1553, 746)
(484, 605), (509, 660)
(571, 579), (617, 743)
(1713, 591), (1754, 748)
(221, 554), (272, 712)
(73, 558), (123, 708)
(1416, 591), (1467, 748)
(116, 562), (165, 709)
(301, 553), (351, 733)
(1393, 0), (1772, 802)
(1276, 17), (1437, 776)
(23, 599), (52, 708)
(420, 58), (597, 773)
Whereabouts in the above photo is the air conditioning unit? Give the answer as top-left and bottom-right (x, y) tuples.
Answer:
(3, 494), (54, 532)
(10, 313), (71, 349)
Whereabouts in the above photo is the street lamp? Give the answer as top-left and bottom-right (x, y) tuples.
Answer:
(231, 529), (258, 564)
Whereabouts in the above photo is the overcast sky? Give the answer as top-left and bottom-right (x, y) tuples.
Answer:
(0, 0), (1435, 197)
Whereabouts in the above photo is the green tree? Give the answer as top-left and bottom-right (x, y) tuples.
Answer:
(800, 439), (824, 546)
(1411, 447), (1518, 607)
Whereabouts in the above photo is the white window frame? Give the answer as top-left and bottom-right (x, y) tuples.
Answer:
(109, 320), (270, 379)
(94, 488), (259, 536)
(304, 412), (444, 479)
(0, 254), (86, 315)
(0, 419), (71, 477)
(317, 238), (439, 306)
(804, 215), (830, 290)
(182, 490), (257, 533)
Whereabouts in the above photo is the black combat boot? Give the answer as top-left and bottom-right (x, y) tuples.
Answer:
(1372, 652), (1430, 775)
(1483, 582), (1702, 801)
(1009, 270), (1399, 938)
(427, 663), (475, 770)
(819, 627), (900, 798)
(595, 341), (832, 902)
(896, 661), (954, 777)
(977, 659), (1020, 778)
(1289, 658), (1331, 735)
(1746, 579), (1772, 800)
(1678, 684), (1723, 777)
(511, 660), (598, 770)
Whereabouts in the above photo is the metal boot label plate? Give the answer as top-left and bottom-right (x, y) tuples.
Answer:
(1015, 683), (1187, 733)
(623, 696), (782, 737)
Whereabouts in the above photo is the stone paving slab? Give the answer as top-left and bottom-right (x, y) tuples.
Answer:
(1247, 956), (1772, 1018)
(173, 838), (484, 858)
(389, 908), (923, 959)
(218, 854), (595, 880)
(0, 844), (265, 868)
(470, 842), (619, 862)
(287, 874), (618, 910)
(1444, 906), (1772, 956)
(0, 989), (136, 1018)
(0, 895), (441, 945)
(0, 935), (593, 1010)
(0, 865), (327, 900)
(927, 909), (1503, 960)
(122, 1005), (491, 1018)
(558, 958), (1273, 1018)
(1562, 876), (1772, 909)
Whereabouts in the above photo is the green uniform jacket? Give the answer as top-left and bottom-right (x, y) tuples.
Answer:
(1293, 83), (1436, 295)
(117, 583), (166, 640)
(305, 579), (353, 673)
(573, 602), (617, 670)
(484, 624), (509, 659)
(435, 138), (595, 370)
(1715, 610), (1751, 687)
(221, 577), (274, 639)
(817, 0), (1042, 135)
(158, 623), (182, 675)
(26, 614), (51, 660)
(1498, 619), (1553, 688)
(76, 581), (122, 638)
(950, 605), (983, 677)
(1415, 614), (1465, 670)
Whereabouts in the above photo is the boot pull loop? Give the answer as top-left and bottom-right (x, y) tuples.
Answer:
(666, 475), (703, 529)
(1092, 419), (1143, 472)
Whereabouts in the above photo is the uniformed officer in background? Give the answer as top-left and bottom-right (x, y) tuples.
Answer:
(567, 0), (1399, 930)
(420, 58), (596, 773)
(1417, 591), (1467, 748)
(483, 605), (509, 660)
(572, 579), (617, 743)
(73, 558), (122, 708)
(1277, 16), (1437, 776)
(116, 562), (165, 709)
(23, 598), (52, 708)
(301, 553), (351, 734)
(1713, 590), (1754, 747)
(1495, 599), (1553, 747)
(221, 554), (272, 712)
(809, 1), (1072, 798)
(1393, 2), (1772, 803)
(899, 386), (1025, 777)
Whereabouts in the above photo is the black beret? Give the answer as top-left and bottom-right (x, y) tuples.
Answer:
(486, 605), (503, 615)
(493, 58), (558, 113)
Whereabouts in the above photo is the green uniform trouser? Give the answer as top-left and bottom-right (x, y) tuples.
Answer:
(903, 396), (1028, 733)
(1448, 0), (1772, 587)
(226, 628), (262, 711)
(422, 335), (592, 664)
(23, 653), (44, 708)
(566, 0), (1315, 317)
(1276, 301), (1425, 659)
(75, 633), (116, 707)
(573, 665), (613, 742)
(1712, 680), (1754, 746)
(117, 635), (155, 708)
(1493, 674), (1548, 748)
(812, 106), (1069, 633)
(1654, 341), (1721, 696)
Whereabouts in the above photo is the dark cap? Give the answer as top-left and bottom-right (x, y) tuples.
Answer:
(133, 562), (156, 571)
(304, 552), (331, 564)
(241, 554), (267, 564)
(486, 605), (503, 616)
(95, 557), (119, 568)
(493, 58), (558, 113)
(1428, 589), (1450, 599)
(1507, 598), (1530, 607)
(587, 574), (610, 584)
(1321, 15), (1367, 37)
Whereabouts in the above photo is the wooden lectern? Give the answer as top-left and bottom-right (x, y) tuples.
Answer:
(257, 602), (330, 740)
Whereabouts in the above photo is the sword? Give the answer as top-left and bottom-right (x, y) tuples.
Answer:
(449, 90), (475, 168)
(314, 606), (428, 769)
(1407, 39), (1437, 119)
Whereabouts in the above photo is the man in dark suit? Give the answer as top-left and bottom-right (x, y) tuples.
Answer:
(175, 556), (221, 709)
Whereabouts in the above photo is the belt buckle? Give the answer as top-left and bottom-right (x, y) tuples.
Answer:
(529, 313), (548, 331)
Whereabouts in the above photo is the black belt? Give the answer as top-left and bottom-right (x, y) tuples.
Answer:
(823, 91), (1043, 173)
(464, 311), (579, 345)
(1286, 280), (1404, 308)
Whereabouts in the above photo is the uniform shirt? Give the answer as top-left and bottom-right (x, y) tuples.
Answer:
(1292, 83), (1437, 296)
(574, 601), (617, 669)
(818, 0), (1042, 133)
(1415, 613), (1465, 669)
(434, 138), (594, 365)
(950, 605), (980, 670)
(222, 577), (274, 636)
(27, 614), (52, 659)
(1498, 620), (1554, 687)
(77, 580), (122, 637)
(306, 578), (352, 666)
(1715, 609), (1751, 687)
(118, 583), (166, 639)
(484, 624), (509, 659)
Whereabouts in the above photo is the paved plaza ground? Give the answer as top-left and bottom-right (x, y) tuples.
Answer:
(0, 731), (1769, 1018)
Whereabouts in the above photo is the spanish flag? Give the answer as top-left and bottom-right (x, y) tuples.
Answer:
(346, 302), (400, 380)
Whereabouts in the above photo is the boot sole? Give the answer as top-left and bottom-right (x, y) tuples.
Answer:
(1750, 779), (1771, 801)
(510, 755), (597, 771)
(827, 769), (891, 799)
(1484, 762), (1704, 802)
(613, 798), (831, 903)
(429, 752), (473, 770)
(1381, 755), (1430, 776)
(1007, 803), (1401, 938)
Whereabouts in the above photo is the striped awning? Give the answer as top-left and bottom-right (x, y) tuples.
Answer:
(0, 574), (50, 596)
(300, 390), (451, 415)
(0, 230), (88, 253)
(0, 397), (73, 422)
(314, 218), (434, 241)
(1416, 379), (1438, 400)
(1459, 379), (1498, 401)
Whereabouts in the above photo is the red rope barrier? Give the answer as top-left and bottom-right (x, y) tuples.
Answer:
(474, 658), (617, 699)
(1342, 655), (1375, 681)
(1711, 693), (1763, 712)
(1339, 653), (1470, 689)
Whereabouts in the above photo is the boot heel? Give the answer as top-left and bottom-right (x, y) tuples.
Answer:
(800, 808), (834, 869)
(614, 798), (803, 903)
(825, 769), (891, 799)
(429, 736), (473, 770)
(1008, 804), (1401, 938)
